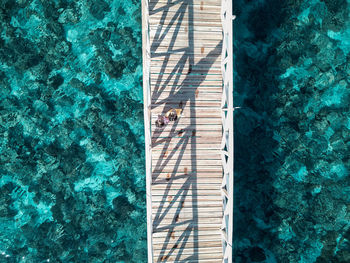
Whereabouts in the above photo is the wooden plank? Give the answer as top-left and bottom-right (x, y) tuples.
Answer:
(153, 217), (222, 227)
(150, 0), (221, 4)
(151, 87), (222, 95)
(151, 115), (221, 122)
(152, 152), (220, 160)
(154, 249), (222, 260)
(152, 205), (222, 214)
(151, 83), (222, 91)
(152, 42), (222, 50)
(151, 68), (221, 75)
(151, 101), (221, 108)
(152, 170), (222, 177)
(149, 3), (221, 14)
(152, 13), (221, 23)
(152, 166), (222, 172)
(151, 142), (221, 150)
(152, 174), (222, 183)
(150, 35), (222, 45)
(153, 232), (223, 243)
(151, 53), (221, 59)
(152, 134), (222, 142)
(151, 107), (221, 115)
(152, 183), (222, 190)
(151, 53), (220, 62)
(151, 85), (222, 92)
(152, 172), (222, 180)
(151, 80), (221, 89)
(153, 183), (222, 189)
(151, 116), (221, 124)
(152, 175), (223, 186)
(153, 171), (222, 177)
(151, 81), (222, 88)
(151, 93), (222, 101)
(151, 5), (221, 13)
(150, 70), (221, 77)
(150, 59), (221, 68)
(150, 26), (222, 34)
(152, 166), (222, 173)
(154, 247), (222, 258)
(152, 210), (222, 221)
(150, 30), (222, 40)
(151, 136), (221, 145)
(150, 73), (221, 81)
(154, 248), (222, 262)
(152, 124), (221, 132)
(152, 167), (223, 174)
(152, 172), (222, 179)
(154, 255), (223, 263)
(151, 188), (222, 196)
(151, 81), (220, 90)
(152, 159), (221, 167)
(162, 260), (222, 263)
(151, 144), (221, 153)
(150, 0), (221, 3)
(151, 66), (221, 74)
(152, 194), (222, 202)
(151, 136), (222, 144)
(153, 222), (221, 233)
(152, 180), (222, 187)
(149, 20), (222, 27)
(150, 57), (221, 65)
(152, 239), (222, 251)
(153, 251), (223, 262)
(152, 143), (222, 151)
(163, 260), (222, 263)
(150, 9), (221, 17)
(151, 54), (221, 61)
(150, 66), (220, 75)
(150, 75), (221, 82)
(150, 1), (221, 11)
(152, 206), (223, 218)
(152, 200), (222, 210)
(151, 129), (222, 137)
(152, 234), (222, 244)
(150, 84), (222, 91)
(152, 124), (221, 131)
(150, 65), (221, 73)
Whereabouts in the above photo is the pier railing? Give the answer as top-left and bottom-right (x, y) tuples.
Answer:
(141, 0), (153, 262)
(220, 0), (234, 262)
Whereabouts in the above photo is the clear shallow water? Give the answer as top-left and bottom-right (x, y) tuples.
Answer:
(0, 0), (146, 262)
(0, 0), (349, 262)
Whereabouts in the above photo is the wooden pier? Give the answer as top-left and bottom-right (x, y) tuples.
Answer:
(142, 0), (234, 262)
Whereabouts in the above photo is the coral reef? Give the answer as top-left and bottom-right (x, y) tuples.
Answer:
(0, 0), (146, 262)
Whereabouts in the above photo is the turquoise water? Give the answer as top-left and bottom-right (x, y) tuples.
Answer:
(0, 0), (349, 262)
(0, 0), (146, 262)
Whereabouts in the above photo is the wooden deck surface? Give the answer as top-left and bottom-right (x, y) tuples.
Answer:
(145, 0), (224, 262)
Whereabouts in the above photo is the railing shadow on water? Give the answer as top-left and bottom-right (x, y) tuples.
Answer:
(147, 0), (222, 261)
(232, 0), (295, 261)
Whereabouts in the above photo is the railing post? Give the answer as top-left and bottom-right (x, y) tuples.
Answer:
(141, 0), (153, 262)
(221, 0), (234, 262)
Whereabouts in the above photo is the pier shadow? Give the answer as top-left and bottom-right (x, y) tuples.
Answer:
(232, 0), (303, 261)
(147, 0), (222, 261)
